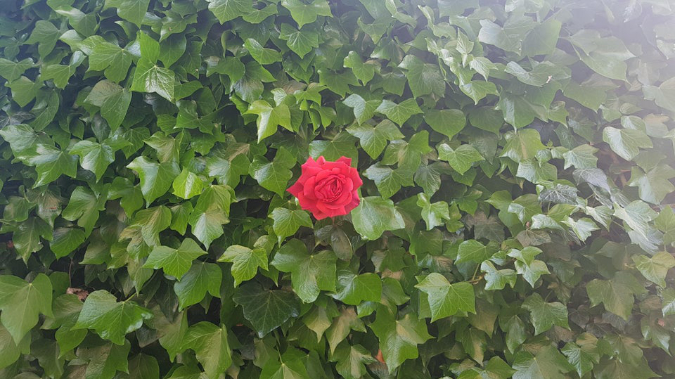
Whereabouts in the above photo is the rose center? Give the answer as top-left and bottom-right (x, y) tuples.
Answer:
(315, 175), (345, 202)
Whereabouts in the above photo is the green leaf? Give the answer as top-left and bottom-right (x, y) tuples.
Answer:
(563, 144), (598, 169)
(343, 94), (381, 125)
(105, 0), (151, 26)
(0, 274), (52, 344)
(632, 252), (675, 287)
(644, 77), (675, 113)
(182, 322), (231, 379)
(602, 127), (652, 161)
(375, 99), (423, 126)
(207, 0), (253, 23)
(173, 261), (222, 310)
(398, 55), (445, 98)
(562, 333), (601, 377)
(627, 164), (675, 204)
(522, 18), (562, 56)
(249, 147), (295, 196)
(233, 282), (301, 337)
(143, 238), (206, 279)
(512, 345), (573, 379)
(522, 293), (569, 335)
(344, 51), (375, 85)
(69, 140), (114, 181)
(438, 144), (484, 175)
(26, 144), (78, 187)
(77, 341), (130, 379)
(333, 343), (377, 379)
(244, 38), (282, 65)
(217, 245), (268, 286)
(332, 270), (381, 305)
(50, 227), (86, 258)
(481, 261), (517, 290)
(73, 290), (151, 345)
(131, 58), (175, 102)
(88, 38), (133, 83)
(246, 100), (292, 142)
(508, 247), (551, 286)
(84, 80), (132, 130)
(416, 193), (450, 230)
(0, 323), (29, 370)
(279, 23), (319, 58)
(281, 0), (331, 29)
(125, 354), (160, 379)
(270, 208), (313, 242)
(501, 129), (547, 163)
(325, 306), (365, 353)
(172, 168), (205, 200)
(0, 58), (33, 82)
(62, 186), (104, 236)
(129, 205), (172, 247)
(460, 81), (499, 104)
(127, 156), (180, 205)
(271, 239), (337, 303)
(415, 274), (475, 322)
(351, 196), (405, 240)
(587, 271), (647, 320)
(7, 76), (42, 107)
(456, 240), (498, 264)
(424, 109), (466, 139)
(369, 307), (431, 373)
(12, 217), (52, 261)
(25, 20), (60, 57)
(189, 208), (229, 250)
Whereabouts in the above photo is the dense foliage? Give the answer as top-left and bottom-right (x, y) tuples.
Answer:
(1, 0), (675, 377)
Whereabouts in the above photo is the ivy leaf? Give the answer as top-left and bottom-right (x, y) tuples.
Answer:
(424, 109), (466, 139)
(563, 144), (598, 169)
(25, 20), (60, 57)
(416, 193), (450, 230)
(105, 0), (151, 26)
(438, 144), (484, 175)
(233, 282), (301, 337)
(26, 144), (78, 187)
(627, 164), (675, 204)
(562, 333), (601, 377)
(249, 147), (295, 196)
(415, 274), (475, 322)
(522, 293), (569, 335)
(246, 100), (292, 142)
(344, 51), (375, 85)
(12, 217), (52, 261)
(632, 252), (675, 287)
(587, 271), (647, 320)
(217, 245), (268, 286)
(0, 58), (33, 82)
(376, 99), (423, 126)
(62, 186), (105, 236)
(351, 196), (405, 240)
(84, 80), (132, 131)
(173, 261), (222, 310)
(129, 205), (172, 247)
(460, 81), (499, 104)
(172, 169), (205, 200)
(50, 227), (86, 258)
(481, 261), (517, 291)
(244, 38), (282, 65)
(0, 273), (52, 344)
(602, 127), (652, 161)
(333, 343), (377, 379)
(69, 140), (114, 181)
(508, 247), (550, 287)
(332, 270), (381, 305)
(207, 0), (253, 23)
(131, 58), (175, 102)
(364, 164), (409, 198)
(271, 239), (337, 303)
(77, 341), (130, 379)
(398, 55), (446, 98)
(281, 0), (331, 29)
(501, 129), (547, 163)
(143, 238), (206, 279)
(343, 94), (381, 125)
(88, 38), (132, 83)
(270, 208), (313, 242)
(0, 323), (29, 369)
(347, 120), (402, 159)
(73, 290), (152, 345)
(127, 156), (180, 205)
(279, 23), (319, 58)
(325, 307), (365, 353)
(369, 307), (431, 373)
(456, 240), (498, 264)
(512, 345), (573, 379)
(181, 322), (231, 379)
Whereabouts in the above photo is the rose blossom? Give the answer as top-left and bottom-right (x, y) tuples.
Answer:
(287, 156), (362, 220)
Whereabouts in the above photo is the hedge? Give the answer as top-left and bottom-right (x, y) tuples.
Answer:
(0, 0), (674, 378)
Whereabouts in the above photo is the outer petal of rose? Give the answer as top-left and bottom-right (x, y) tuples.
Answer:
(287, 181), (304, 196)
(345, 192), (360, 212)
(317, 201), (346, 217)
(337, 156), (352, 166)
(316, 156), (326, 165)
(303, 177), (318, 199)
(297, 192), (321, 215)
(348, 168), (363, 187)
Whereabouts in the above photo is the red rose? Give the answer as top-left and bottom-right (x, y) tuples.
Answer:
(287, 156), (363, 220)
